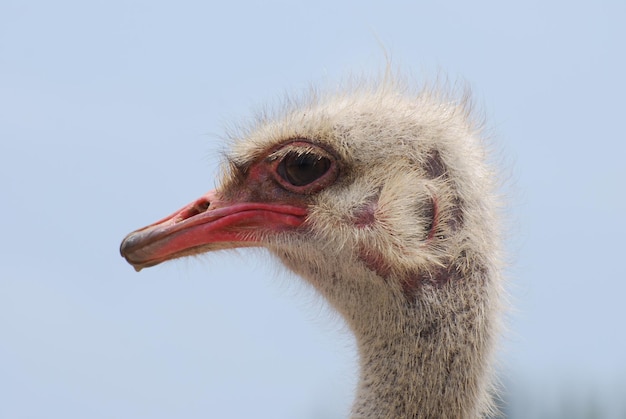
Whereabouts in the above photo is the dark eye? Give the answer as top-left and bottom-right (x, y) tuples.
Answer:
(277, 151), (331, 187)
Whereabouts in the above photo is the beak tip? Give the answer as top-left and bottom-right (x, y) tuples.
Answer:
(120, 233), (145, 272)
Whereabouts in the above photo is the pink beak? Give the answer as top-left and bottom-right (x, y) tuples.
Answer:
(120, 190), (307, 271)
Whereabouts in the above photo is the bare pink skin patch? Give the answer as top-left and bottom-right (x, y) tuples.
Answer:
(357, 195), (444, 298)
(353, 197), (378, 228)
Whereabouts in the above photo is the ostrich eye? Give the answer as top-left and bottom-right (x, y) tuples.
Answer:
(277, 151), (331, 187)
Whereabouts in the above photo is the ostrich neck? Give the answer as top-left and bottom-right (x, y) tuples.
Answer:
(350, 293), (493, 419)
(333, 269), (493, 419)
(276, 250), (498, 419)
(348, 279), (496, 419)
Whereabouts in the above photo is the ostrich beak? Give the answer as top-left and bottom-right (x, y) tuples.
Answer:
(120, 190), (307, 272)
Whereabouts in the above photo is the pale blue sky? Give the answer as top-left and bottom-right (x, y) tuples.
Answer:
(1, 1), (625, 418)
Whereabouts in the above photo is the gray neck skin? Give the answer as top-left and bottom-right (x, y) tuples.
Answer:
(350, 287), (492, 419)
(277, 250), (496, 419)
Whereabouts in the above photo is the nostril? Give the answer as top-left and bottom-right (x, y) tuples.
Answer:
(175, 198), (211, 223)
(192, 200), (211, 215)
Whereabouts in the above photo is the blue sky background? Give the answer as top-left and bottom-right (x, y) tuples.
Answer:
(1, 1), (625, 418)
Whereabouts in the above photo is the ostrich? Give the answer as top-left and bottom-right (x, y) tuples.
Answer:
(120, 76), (503, 419)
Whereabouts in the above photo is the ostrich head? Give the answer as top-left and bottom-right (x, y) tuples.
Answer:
(120, 79), (502, 419)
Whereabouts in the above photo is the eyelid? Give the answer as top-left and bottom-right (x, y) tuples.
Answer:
(267, 144), (325, 162)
